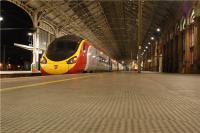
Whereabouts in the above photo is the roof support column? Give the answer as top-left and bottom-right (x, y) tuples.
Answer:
(194, 2), (200, 73)
(137, 0), (142, 73)
(31, 13), (40, 72)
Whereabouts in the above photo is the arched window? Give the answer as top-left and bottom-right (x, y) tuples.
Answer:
(188, 9), (195, 67)
(182, 18), (186, 30)
(188, 9), (195, 47)
(180, 17), (186, 31)
(181, 17), (186, 65)
(189, 9), (195, 24)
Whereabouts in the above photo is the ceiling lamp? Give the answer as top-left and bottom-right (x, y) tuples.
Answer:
(0, 16), (3, 21)
(156, 28), (161, 32)
(28, 32), (33, 36)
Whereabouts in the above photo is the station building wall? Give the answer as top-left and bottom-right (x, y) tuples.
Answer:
(143, 1), (200, 74)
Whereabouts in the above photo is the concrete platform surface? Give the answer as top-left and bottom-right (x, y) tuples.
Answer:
(0, 71), (41, 78)
(0, 71), (33, 74)
(1, 72), (200, 133)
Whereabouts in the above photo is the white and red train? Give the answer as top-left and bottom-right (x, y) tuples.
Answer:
(40, 35), (123, 75)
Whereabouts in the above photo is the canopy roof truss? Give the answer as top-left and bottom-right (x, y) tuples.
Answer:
(9, 0), (191, 62)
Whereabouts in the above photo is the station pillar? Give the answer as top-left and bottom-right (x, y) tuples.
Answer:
(194, 3), (200, 73)
(31, 28), (40, 72)
(31, 13), (40, 72)
(137, 0), (142, 73)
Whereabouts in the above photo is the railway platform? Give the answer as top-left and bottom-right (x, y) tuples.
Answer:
(1, 72), (200, 133)
(0, 71), (41, 78)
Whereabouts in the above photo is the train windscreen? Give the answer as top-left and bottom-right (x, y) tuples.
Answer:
(46, 38), (80, 61)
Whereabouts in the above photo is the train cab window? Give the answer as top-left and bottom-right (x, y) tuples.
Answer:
(46, 38), (79, 61)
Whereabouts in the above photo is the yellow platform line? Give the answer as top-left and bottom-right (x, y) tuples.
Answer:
(0, 75), (95, 92)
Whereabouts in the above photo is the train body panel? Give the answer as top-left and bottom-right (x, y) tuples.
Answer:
(84, 46), (97, 72)
(95, 50), (109, 71)
(84, 45), (110, 72)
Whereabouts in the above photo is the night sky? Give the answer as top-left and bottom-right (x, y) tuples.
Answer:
(1, 1), (33, 69)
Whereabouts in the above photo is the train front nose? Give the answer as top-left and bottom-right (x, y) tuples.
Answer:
(40, 57), (69, 75)
(41, 63), (69, 75)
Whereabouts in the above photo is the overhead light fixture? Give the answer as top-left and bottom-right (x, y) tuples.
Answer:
(145, 46), (148, 49)
(150, 37), (154, 40)
(0, 16), (3, 21)
(144, 49), (146, 52)
(28, 32), (33, 36)
(156, 28), (161, 32)
(148, 42), (151, 45)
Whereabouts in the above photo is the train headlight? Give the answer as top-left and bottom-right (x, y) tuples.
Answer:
(67, 56), (78, 64)
(40, 57), (47, 64)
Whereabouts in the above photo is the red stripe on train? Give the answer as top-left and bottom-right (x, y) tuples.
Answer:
(67, 41), (90, 74)
(40, 67), (49, 76)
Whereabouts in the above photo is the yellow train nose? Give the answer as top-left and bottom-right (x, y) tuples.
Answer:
(41, 63), (69, 75)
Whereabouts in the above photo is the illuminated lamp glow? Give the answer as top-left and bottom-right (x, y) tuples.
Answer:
(28, 32), (33, 36)
(156, 28), (161, 32)
(67, 56), (77, 64)
(8, 64), (12, 69)
(0, 16), (3, 21)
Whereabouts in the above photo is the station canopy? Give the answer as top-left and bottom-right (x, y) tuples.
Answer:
(12, 0), (189, 62)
